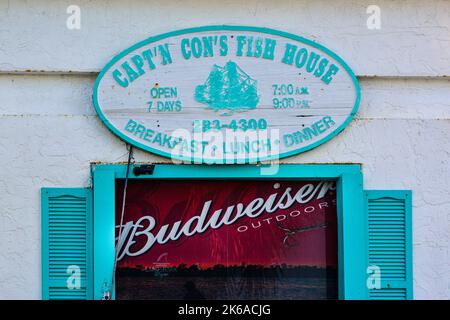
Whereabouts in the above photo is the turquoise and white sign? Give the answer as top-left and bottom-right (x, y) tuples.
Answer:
(93, 26), (360, 163)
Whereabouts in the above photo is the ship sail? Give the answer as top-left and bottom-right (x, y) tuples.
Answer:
(195, 61), (259, 111)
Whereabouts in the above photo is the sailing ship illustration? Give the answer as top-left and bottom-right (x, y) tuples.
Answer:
(195, 61), (259, 111)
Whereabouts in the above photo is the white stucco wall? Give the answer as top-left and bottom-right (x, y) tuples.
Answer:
(0, 0), (449, 299)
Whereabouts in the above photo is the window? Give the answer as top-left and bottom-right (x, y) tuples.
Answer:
(42, 164), (412, 300)
(115, 179), (338, 300)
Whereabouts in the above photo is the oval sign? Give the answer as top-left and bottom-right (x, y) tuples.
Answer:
(93, 26), (360, 163)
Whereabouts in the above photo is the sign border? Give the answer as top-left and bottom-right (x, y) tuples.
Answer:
(93, 25), (361, 162)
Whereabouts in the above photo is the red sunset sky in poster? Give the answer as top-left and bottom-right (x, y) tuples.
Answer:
(115, 180), (337, 269)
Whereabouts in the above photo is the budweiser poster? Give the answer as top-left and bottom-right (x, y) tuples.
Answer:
(115, 180), (338, 300)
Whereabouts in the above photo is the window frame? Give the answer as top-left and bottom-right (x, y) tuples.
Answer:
(91, 163), (367, 300)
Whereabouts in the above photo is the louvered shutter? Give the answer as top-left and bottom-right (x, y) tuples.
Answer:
(365, 190), (413, 300)
(41, 188), (93, 300)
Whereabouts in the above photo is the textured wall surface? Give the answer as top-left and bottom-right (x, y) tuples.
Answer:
(0, 0), (449, 299)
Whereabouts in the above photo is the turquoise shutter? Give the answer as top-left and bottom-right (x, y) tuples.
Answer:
(365, 190), (413, 300)
(41, 188), (93, 300)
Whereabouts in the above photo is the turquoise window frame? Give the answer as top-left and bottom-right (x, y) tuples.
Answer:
(91, 163), (366, 300)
